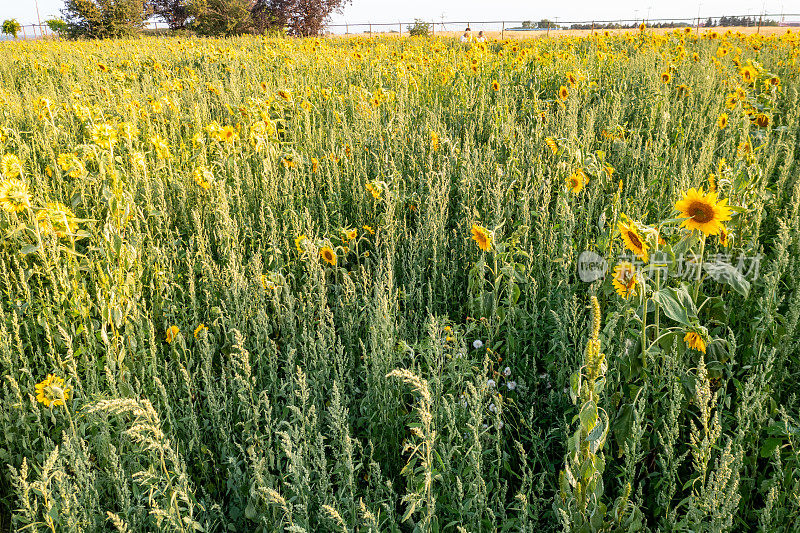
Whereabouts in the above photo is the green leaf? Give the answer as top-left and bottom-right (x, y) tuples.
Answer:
(704, 261), (751, 297)
(652, 288), (690, 326)
(579, 401), (598, 432)
(587, 413), (606, 443)
(570, 373), (580, 404)
(612, 404), (634, 457)
(20, 243), (41, 255)
(672, 231), (700, 257)
(760, 437), (783, 458)
(674, 284), (698, 317)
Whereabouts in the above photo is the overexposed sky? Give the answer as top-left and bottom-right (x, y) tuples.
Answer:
(2, 0), (794, 27)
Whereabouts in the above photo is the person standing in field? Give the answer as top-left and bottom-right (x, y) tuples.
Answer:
(460, 26), (471, 43)
(476, 30), (485, 42)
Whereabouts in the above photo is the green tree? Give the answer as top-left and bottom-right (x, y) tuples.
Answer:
(61, 0), (149, 38)
(2, 19), (22, 39)
(45, 19), (69, 35)
(251, 0), (352, 36)
(406, 19), (430, 37)
(188, 0), (255, 36)
(151, 0), (190, 29)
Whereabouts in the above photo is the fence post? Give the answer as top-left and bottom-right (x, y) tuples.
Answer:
(757, 15), (762, 34)
(399, 22), (402, 36)
(345, 23), (348, 35)
(696, 17), (700, 34)
(501, 21), (504, 39)
(547, 21), (550, 37)
(431, 22), (434, 36)
(591, 21), (595, 34)
(369, 23), (372, 37)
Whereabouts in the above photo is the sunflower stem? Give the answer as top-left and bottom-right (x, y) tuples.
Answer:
(654, 265), (661, 352)
(694, 233), (706, 301)
(641, 288), (648, 370)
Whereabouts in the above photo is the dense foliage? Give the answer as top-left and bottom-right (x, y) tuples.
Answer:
(61, 0), (149, 38)
(0, 28), (800, 532)
(1, 19), (21, 39)
(61, 0), (351, 37)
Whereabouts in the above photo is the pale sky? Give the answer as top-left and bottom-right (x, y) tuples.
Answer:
(2, 0), (795, 28)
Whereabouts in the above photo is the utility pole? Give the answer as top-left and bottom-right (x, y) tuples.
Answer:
(34, 0), (43, 38)
(34, 0), (43, 27)
(696, 1), (702, 34)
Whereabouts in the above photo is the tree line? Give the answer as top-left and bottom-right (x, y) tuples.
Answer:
(569, 16), (778, 31)
(55, 0), (351, 39)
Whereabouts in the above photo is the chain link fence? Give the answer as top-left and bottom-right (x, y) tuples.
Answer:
(2, 13), (799, 40)
(324, 13), (800, 37)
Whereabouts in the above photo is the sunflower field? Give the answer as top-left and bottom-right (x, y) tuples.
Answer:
(1, 27), (800, 532)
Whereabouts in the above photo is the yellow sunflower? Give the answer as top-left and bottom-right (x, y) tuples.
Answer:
(343, 227), (358, 241)
(470, 225), (493, 252)
(193, 166), (213, 190)
(674, 187), (732, 236)
(618, 217), (650, 262)
(429, 130), (439, 151)
(737, 140), (753, 159)
(753, 114), (769, 128)
(545, 137), (558, 154)
(57, 153), (86, 178)
(661, 71), (672, 84)
(717, 113), (728, 129)
(684, 331), (706, 353)
(320, 246), (338, 266)
(612, 262), (638, 299)
(740, 65), (757, 84)
(566, 171), (585, 194)
(150, 135), (170, 159)
(37, 202), (78, 238)
(719, 226), (729, 246)
(89, 123), (118, 150)
(193, 324), (207, 338)
(166, 325), (180, 344)
(491, 80), (500, 91)
(35, 374), (71, 408)
(1, 153), (22, 178)
(365, 182), (382, 199)
(295, 235), (308, 254)
(218, 126), (238, 143)
(0, 179), (31, 213)
(558, 85), (569, 101)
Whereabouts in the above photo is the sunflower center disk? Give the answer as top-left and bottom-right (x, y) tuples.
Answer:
(688, 201), (714, 223)
(627, 231), (642, 249)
